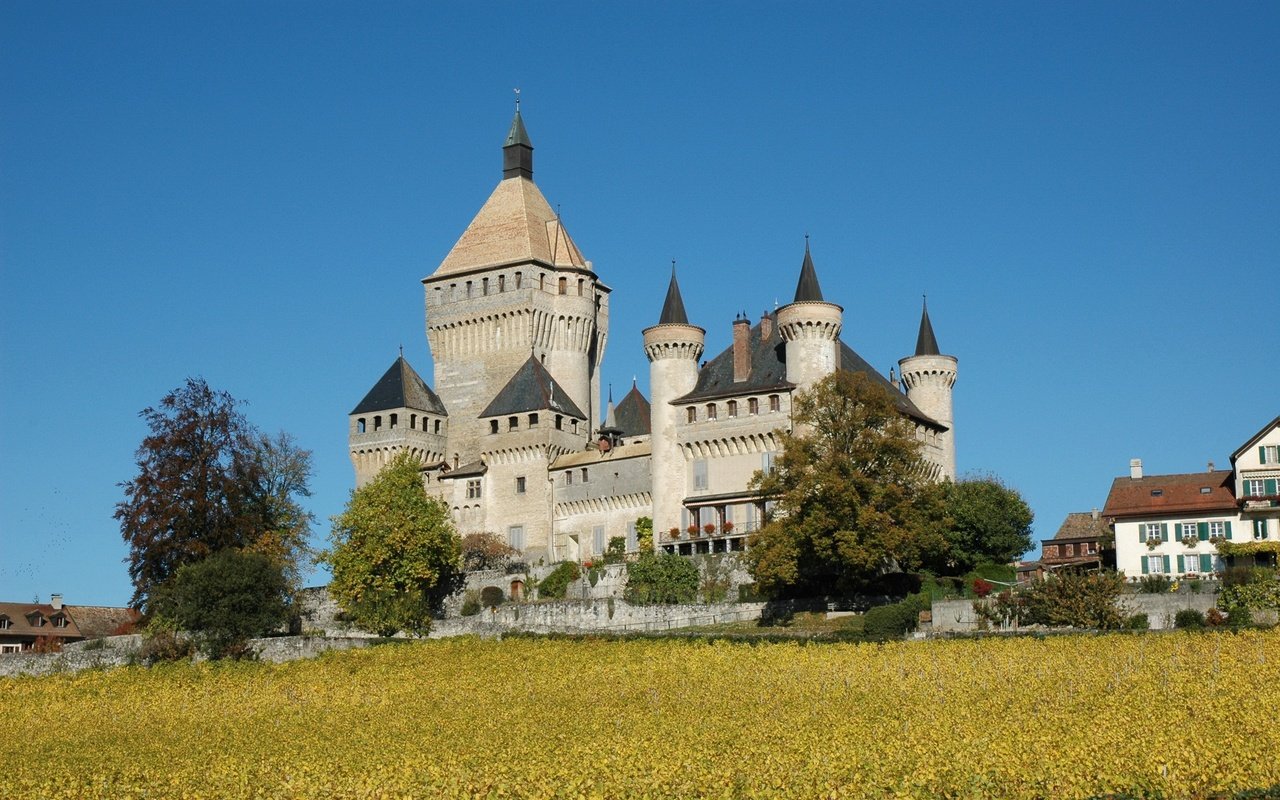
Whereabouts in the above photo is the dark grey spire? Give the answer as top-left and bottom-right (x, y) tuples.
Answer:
(793, 238), (824, 302)
(502, 110), (533, 179)
(658, 262), (690, 325)
(914, 298), (940, 356)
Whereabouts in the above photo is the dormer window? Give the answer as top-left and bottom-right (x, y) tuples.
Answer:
(27, 613), (44, 628)
(0, 616), (10, 630)
(52, 615), (68, 628)
(1150, 489), (1163, 497)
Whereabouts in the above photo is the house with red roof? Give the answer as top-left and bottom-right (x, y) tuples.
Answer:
(1104, 417), (1280, 579)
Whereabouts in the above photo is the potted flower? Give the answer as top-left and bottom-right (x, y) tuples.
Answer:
(722, 521), (735, 535)
(703, 523), (716, 536)
(668, 527), (681, 541)
(687, 524), (700, 538)
(1209, 535), (1226, 545)
(1181, 535), (1199, 548)
(1146, 538), (1161, 550)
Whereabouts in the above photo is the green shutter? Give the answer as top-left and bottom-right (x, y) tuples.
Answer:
(1141, 557), (1149, 575)
(1163, 555), (1170, 573)
(1177, 555), (1185, 573)
(1266, 479), (1277, 496)
(1225, 521), (1233, 540)
(1201, 554), (1213, 572)
(1261, 446), (1268, 464)
(1198, 521), (1209, 541)
(1160, 523), (1169, 542)
(1139, 525), (1146, 544)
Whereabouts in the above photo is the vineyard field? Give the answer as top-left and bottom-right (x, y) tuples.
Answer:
(3, 631), (1279, 798)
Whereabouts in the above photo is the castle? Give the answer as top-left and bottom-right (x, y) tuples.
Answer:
(348, 110), (957, 563)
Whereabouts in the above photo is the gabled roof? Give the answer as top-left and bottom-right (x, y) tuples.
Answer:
(1102, 470), (1236, 519)
(793, 241), (824, 302)
(0, 602), (83, 639)
(66, 605), (140, 638)
(658, 266), (690, 325)
(351, 356), (447, 416)
(1231, 415), (1280, 462)
(613, 382), (651, 437)
(480, 355), (586, 419)
(1047, 512), (1111, 542)
(914, 301), (941, 356)
(672, 317), (942, 428)
(431, 175), (586, 278)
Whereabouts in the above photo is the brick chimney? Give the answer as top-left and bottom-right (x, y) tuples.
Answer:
(732, 315), (751, 382)
(759, 310), (773, 341)
(1130, 458), (1143, 480)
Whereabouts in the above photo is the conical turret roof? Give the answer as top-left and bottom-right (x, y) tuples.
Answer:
(351, 356), (448, 415)
(914, 300), (940, 356)
(658, 265), (690, 325)
(793, 240), (824, 302)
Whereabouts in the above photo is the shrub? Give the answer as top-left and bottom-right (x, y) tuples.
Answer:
(1125, 614), (1149, 630)
(625, 552), (698, 605)
(979, 571), (1126, 630)
(538, 562), (581, 599)
(603, 536), (627, 564)
(1205, 608), (1227, 627)
(479, 586), (505, 608)
(460, 533), (518, 572)
(972, 578), (993, 599)
(459, 590), (481, 617)
(1175, 609), (1206, 629)
(1138, 575), (1172, 594)
(863, 591), (931, 640)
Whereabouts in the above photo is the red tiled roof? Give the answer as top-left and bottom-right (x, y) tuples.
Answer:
(1102, 470), (1236, 519)
(0, 602), (83, 640)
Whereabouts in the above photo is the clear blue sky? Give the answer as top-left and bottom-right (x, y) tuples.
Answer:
(2, 2), (1277, 606)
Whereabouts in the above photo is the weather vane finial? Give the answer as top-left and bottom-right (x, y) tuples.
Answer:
(514, 87), (521, 112)
(399, 343), (404, 358)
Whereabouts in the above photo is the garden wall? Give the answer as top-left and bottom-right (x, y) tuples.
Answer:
(931, 593), (1224, 633)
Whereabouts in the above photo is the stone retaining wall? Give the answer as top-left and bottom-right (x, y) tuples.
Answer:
(931, 592), (1226, 633)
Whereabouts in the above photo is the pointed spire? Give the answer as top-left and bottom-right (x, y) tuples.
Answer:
(502, 96), (534, 179)
(914, 296), (941, 356)
(658, 260), (690, 324)
(793, 236), (824, 302)
(604, 385), (618, 430)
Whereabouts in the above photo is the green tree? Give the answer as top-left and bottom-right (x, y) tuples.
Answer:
(326, 451), (463, 636)
(625, 551), (699, 605)
(979, 571), (1126, 630)
(935, 475), (1034, 574)
(115, 378), (314, 613)
(746, 371), (948, 598)
(150, 548), (290, 659)
(635, 517), (654, 552)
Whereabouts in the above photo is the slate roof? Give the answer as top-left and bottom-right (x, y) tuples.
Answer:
(613, 383), (651, 437)
(504, 110), (532, 148)
(914, 302), (941, 356)
(1102, 470), (1236, 519)
(674, 317), (942, 428)
(480, 355), (587, 419)
(658, 267), (690, 325)
(793, 242), (824, 302)
(351, 356), (448, 416)
(444, 460), (488, 479)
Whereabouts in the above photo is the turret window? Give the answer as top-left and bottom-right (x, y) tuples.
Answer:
(410, 414), (417, 430)
(357, 418), (367, 433)
(687, 407), (697, 423)
(581, 468), (589, 483)
(706, 404), (717, 420)
(482, 277), (489, 296)
(515, 272), (523, 289)
(516, 476), (526, 494)
(389, 414), (398, 429)
(727, 400), (738, 418)
(498, 275), (505, 292)
(748, 398), (759, 415)
(434, 420), (442, 434)
(528, 413), (539, 428)
(565, 471), (573, 486)
(558, 277), (567, 295)
(490, 420), (499, 434)
(374, 415), (383, 431)
(555, 415), (563, 430)
(465, 281), (472, 298)
(769, 395), (781, 412)
(508, 416), (519, 431)
(577, 278), (584, 296)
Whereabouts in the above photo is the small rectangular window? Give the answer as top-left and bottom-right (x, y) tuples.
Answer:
(769, 395), (780, 412)
(693, 459), (708, 490)
(528, 413), (539, 428)
(727, 400), (737, 418)
(508, 525), (525, 551)
(516, 476), (526, 494)
(706, 403), (717, 420)
(749, 397), (759, 415)
(581, 468), (589, 483)
(687, 407), (697, 423)
(466, 479), (482, 499)
(508, 416), (518, 431)
(490, 420), (499, 434)
(593, 525), (605, 555)
(565, 471), (573, 486)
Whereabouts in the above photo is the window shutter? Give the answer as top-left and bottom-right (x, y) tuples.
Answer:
(1201, 554), (1213, 572)
(1266, 479), (1277, 496)
(1141, 557), (1149, 575)
(1198, 522), (1209, 541)
(1139, 525), (1145, 544)
(1225, 521), (1233, 540)
(1162, 555), (1170, 573)
(1261, 446), (1268, 464)
(1177, 555), (1185, 573)
(1160, 523), (1169, 542)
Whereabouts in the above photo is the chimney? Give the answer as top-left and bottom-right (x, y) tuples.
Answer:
(889, 367), (900, 391)
(759, 310), (773, 341)
(50, 593), (63, 610)
(1091, 508), (1099, 521)
(1130, 458), (1143, 480)
(732, 315), (751, 382)
(1207, 461), (1215, 472)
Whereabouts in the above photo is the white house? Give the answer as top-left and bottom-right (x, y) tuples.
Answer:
(1105, 416), (1280, 578)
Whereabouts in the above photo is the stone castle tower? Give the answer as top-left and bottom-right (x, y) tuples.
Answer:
(776, 242), (843, 399)
(422, 110), (608, 460)
(898, 301), (958, 479)
(348, 355), (448, 487)
(643, 267), (705, 536)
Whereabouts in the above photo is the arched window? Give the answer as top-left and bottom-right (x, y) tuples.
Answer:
(410, 414), (417, 429)
(706, 404), (717, 420)
(498, 275), (505, 292)
(769, 395), (781, 412)
(434, 420), (442, 434)
(481, 277), (489, 296)
(727, 400), (738, 418)
(577, 278), (584, 296)
(515, 271), (523, 289)
(687, 407), (697, 423)
(558, 276), (567, 295)
(748, 398), (759, 415)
